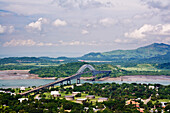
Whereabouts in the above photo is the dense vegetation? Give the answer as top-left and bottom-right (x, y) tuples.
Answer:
(0, 83), (169, 113)
(29, 62), (170, 78)
(156, 62), (170, 69)
(0, 65), (40, 70)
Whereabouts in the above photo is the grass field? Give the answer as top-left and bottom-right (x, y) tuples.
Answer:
(121, 64), (161, 71)
(43, 91), (104, 104)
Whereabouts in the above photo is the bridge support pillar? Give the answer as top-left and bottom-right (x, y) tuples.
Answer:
(60, 82), (63, 86)
(67, 80), (71, 85)
(77, 78), (80, 84)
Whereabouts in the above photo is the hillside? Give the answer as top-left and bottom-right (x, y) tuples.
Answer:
(80, 43), (170, 63)
(29, 62), (127, 78)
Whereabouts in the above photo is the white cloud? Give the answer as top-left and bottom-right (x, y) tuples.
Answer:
(125, 24), (170, 39)
(0, 24), (6, 33)
(0, 24), (14, 34)
(53, 19), (67, 27)
(99, 18), (117, 26)
(81, 29), (89, 35)
(26, 18), (47, 31)
(58, 40), (98, 46)
(114, 39), (130, 43)
(3, 39), (36, 47)
(3, 39), (59, 47)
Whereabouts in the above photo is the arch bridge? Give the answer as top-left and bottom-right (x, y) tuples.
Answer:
(20, 64), (111, 95)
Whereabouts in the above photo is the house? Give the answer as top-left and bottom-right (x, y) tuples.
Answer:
(65, 96), (74, 100)
(86, 95), (95, 99)
(149, 86), (155, 89)
(51, 91), (61, 97)
(20, 86), (25, 91)
(72, 92), (81, 96)
(161, 102), (167, 108)
(18, 98), (28, 103)
(76, 98), (87, 104)
(98, 98), (108, 102)
(126, 99), (140, 107)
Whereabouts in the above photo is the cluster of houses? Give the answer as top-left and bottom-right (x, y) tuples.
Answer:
(126, 99), (169, 113)
(0, 90), (16, 95)
(50, 90), (108, 104)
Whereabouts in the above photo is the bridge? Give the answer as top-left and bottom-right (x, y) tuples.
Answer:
(20, 64), (111, 95)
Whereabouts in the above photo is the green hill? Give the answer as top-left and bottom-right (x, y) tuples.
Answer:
(80, 43), (170, 63)
(29, 62), (125, 78)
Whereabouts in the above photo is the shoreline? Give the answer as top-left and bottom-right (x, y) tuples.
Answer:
(0, 70), (170, 82)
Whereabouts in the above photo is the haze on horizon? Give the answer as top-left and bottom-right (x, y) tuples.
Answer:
(0, 0), (170, 58)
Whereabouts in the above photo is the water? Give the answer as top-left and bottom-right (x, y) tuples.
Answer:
(0, 77), (169, 88)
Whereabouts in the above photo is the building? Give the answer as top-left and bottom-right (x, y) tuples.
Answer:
(51, 91), (61, 97)
(98, 98), (108, 102)
(86, 95), (95, 99)
(149, 86), (155, 89)
(20, 86), (25, 91)
(76, 98), (87, 104)
(126, 99), (140, 107)
(72, 92), (81, 96)
(18, 98), (28, 103)
(65, 96), (74, 100)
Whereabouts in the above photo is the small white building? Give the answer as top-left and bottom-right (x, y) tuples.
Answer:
(51, 91), (61, 97)
(65, 96), (74, 100)
(0, 90), (5, 93)
(35, 97), (41, 100)
(161, 102), (167, 108)
(149, 86), (155, 89)
(20, 86), (26, 91)
(72, 92), (81, 96)
(98, 98), (108, 102)
(18, 98), (28, 103)
(76, 98), (87, 104)
(86, 95), (95, 99)
(76, 84), (82, 86)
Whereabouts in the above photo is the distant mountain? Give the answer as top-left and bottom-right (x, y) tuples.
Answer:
(80, 43), (170, 63)
(0, 57), (58, 64)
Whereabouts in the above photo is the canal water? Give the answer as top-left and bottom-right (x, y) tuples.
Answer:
(0, 77), (169, 88)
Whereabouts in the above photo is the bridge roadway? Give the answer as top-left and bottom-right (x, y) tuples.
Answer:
(20, 70), (111, 95)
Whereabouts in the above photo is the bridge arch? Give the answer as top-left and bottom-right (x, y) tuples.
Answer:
(77, 64), (96, 74)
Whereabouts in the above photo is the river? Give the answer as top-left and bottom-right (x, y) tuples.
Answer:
(0, 70), (170, 88)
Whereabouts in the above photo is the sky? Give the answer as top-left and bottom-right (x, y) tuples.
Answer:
(0, 0), (170, 58)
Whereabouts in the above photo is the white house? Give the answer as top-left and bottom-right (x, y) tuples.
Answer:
(18, 98), (28, 103)
(20, 86), (26, 91)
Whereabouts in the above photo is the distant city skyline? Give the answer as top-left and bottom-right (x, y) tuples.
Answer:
(0, 0), (170, 57)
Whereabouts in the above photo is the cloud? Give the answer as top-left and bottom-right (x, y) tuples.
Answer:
(3, 39), (36, 47)
(53, 19), (67, 27)
(142, 0), (170, 10)
(3, 39), (59, 47)
(0, 24), (14, 34)
(99, 18), (117, 26)
(0, 25), (6, 34)
(26, 18), (47, 31)
(114, 39), (129, 43)
(3, 39), (99, 47)
(58, 40), (98, 46)
(81, 29), (89, 35)
(52, 0), (113, 9)
(125, 24), (170, 39)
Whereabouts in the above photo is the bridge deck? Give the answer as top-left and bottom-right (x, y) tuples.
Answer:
(20, 70), (111, 95)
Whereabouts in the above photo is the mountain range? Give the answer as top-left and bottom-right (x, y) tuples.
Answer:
(79, 43), (170, 63)
(0, 43), (170, 64)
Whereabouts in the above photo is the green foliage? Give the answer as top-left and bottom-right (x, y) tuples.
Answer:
(156, 62), (170, 69)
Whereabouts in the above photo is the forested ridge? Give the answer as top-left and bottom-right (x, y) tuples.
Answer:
(29, 62), (170, 78)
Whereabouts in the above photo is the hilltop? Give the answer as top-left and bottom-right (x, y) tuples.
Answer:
(80, 43), (170, 63)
